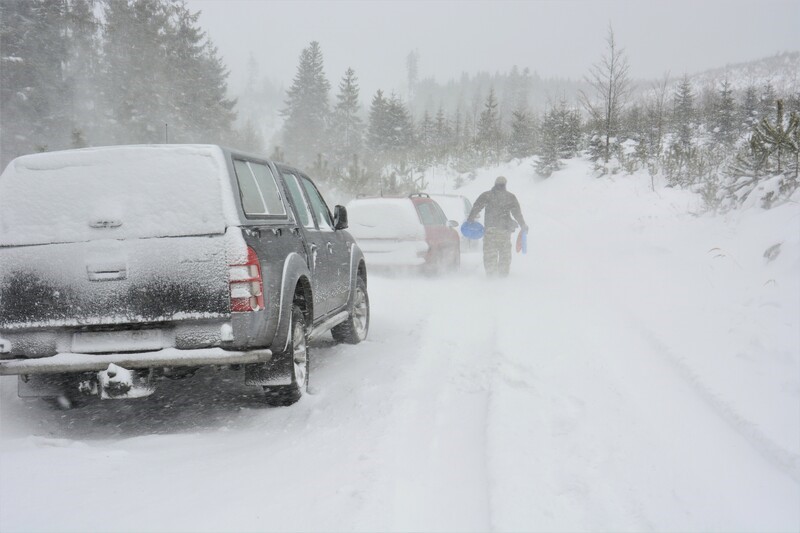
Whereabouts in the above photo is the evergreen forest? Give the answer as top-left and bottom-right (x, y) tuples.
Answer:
(1, 1), (798, 211)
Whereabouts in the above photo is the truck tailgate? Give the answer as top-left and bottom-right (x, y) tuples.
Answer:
(0, 234), (230, 331)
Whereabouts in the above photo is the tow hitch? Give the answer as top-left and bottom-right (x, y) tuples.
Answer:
(95, 364), (156, 399)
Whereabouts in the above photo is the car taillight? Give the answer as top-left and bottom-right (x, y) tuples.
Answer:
(229, 246), (264, 312)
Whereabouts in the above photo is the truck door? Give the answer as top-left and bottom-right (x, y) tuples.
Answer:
(280, 171), (346, 318)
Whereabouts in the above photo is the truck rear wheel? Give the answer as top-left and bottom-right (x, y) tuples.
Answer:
(332, 277), (369, 344)
(264, 305), (308, 406)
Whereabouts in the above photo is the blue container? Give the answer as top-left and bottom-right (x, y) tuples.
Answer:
(461, 221), (485, 240)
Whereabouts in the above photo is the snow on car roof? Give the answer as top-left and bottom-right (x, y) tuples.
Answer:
(0, 145), (240, 246)
(345, 197), (425, 240)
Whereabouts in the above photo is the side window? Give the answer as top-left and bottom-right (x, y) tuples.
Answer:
(282, 172), (314, 229)
(416, 202), (445, 226)
(300, 176), (334, 231)
(432, 202), (448, 225)
(232, 159), (287, 217)
(251, 163), (286, 216)
(233, 160), (266, 216)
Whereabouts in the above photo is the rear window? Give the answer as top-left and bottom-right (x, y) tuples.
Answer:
(345, 199), (425, 240)
(416, 201), (447, 226)
(0, 146), (232, 246)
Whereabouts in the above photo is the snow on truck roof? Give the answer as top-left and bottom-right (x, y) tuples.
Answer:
(0, 145), (241, 247)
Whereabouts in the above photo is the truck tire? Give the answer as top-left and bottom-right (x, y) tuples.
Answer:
(264, 305), (308, 406)
(332, 276), (369, 344)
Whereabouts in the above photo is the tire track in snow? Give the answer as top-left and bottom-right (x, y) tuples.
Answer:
(631, 315), (800, 484)
(536, 191), (800, 484)
(363, 278), (497, 531)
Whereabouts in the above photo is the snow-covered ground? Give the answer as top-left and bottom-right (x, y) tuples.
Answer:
(1, 158), (798, 532)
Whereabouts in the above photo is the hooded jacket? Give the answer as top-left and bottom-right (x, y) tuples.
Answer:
(467, 183), (526, 231)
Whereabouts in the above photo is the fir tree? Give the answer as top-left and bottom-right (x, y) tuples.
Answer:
(417, 109), (436, 165)
(101, 0), (173, 143)
(508, 107), (535, 160)
(385, 93), (415, 154)
(476, 87), (501, 164)
(536, 100), (581, 177)
(167, 1), (236, 143)
(0, 0), (72, 163)
(740, 85), (760, 131)
(329, 67), (364, 178)
(713, 79), (737, 146)
(433, 105), (452, 163)
(367, 90), (390, 156)
(281, 41), (331, 167)
(672, 75), (695, 149)
(759, 81), (777, 119)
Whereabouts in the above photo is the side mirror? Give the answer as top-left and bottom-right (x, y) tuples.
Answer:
(447, 220), (459, 228)
(333, 205), (348, 230)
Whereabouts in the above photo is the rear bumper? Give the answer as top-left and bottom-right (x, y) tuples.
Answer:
(0, 347), (272, 376)
(359, 240), (429, 267)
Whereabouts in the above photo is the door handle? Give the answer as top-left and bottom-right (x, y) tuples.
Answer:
(271, 228), (282, 236)
(290, 227), (300, 236)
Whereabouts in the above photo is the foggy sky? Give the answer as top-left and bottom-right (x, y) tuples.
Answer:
(189, 0), (800, 96)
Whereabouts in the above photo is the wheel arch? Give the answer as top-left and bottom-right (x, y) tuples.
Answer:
(274, 253), (312, 352)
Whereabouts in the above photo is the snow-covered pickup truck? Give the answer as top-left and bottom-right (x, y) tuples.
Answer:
(0, 145), (369, 406)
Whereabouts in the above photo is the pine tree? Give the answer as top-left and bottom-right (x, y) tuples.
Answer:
(167, 1), (236, 143)
(759, 81), (777, 119)
(101, 0), (173, 143)
(281, 41), (331, 167)
(367, 90), (390, 156)
(536, 100), (581, 177)
(643, 73), (670, 164)
(508, 107), (535, 160)
(433, 105), (452, 163)
(385, 93), (415, 154)
(417, 109), (436, 165)
(672, 75), (695, 149)
(740, 85), (760, 131)
(329, 67), (364, 178)
(0, 0), (72, 164)
(713, 79), (738, 146)
(233, 118), (265, 154)
(476, 87), (501, 164)
(751, 99), (799, 175)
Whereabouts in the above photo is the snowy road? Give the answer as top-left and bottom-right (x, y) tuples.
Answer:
(2, 161), (798, 532)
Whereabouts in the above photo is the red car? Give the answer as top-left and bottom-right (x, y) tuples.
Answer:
(346, 193), (461, 272)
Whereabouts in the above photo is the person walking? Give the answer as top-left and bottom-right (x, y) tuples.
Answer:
(467, 176), (528, 277)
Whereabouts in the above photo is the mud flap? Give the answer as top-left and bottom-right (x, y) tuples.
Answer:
(244, 352), (292, 386)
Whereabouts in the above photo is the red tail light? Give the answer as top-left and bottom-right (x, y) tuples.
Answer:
(229, 246), (264, 312)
